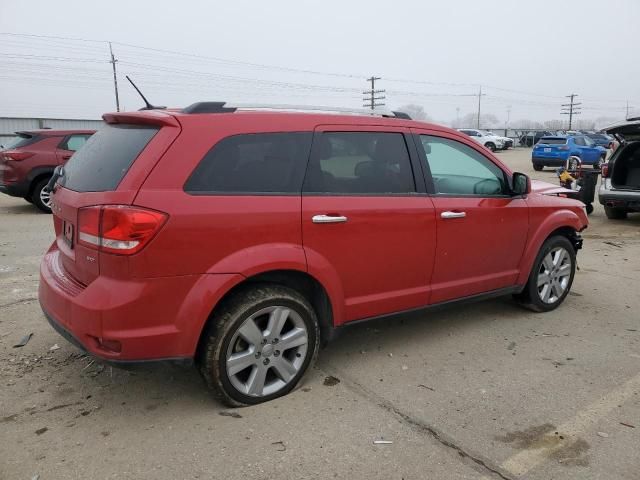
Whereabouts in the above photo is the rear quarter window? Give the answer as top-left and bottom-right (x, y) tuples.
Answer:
(538, 138), (567, 145)
(185, 132), (312, 194)
(61, 125), (158, 192)
(2, 134), (40, 150)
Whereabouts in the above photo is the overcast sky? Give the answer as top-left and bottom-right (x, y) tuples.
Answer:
(0, 0), (638, 126)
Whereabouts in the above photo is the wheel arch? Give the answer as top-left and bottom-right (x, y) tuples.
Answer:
(516, 212), (585, 285)
(194, 269), (336, 361)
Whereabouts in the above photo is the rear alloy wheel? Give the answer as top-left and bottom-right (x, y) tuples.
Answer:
(604, 206), (628, 220)
(200, 285), (319, 406)
(485, 142), (497, 152)
(568, 157), (580, 171)
(515, 235), (576, 312)
(31, 178), (52, 213)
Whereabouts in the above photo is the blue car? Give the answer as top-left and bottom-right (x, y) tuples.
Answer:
(531, 135), (607, 171)
(586, 133), (614, 149)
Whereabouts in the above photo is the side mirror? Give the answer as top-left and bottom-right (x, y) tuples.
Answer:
(511, 172), (531, 195)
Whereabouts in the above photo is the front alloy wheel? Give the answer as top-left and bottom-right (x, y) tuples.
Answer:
(536, 247), (572, 304)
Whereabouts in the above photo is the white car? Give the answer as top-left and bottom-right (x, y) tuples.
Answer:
(458, 129), (505, 152)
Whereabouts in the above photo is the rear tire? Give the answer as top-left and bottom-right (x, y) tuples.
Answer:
(568, 157), (580, 171)
(485, 142), (497, 152)
(604, 206), (627, 219)
(533, 164), (544, 171)
(199, 285), (320, 407)
(515, 235), (576, 312)
(31, 178), (52, 213)
(593, 155), (605, 170)
(585, 203), (594, 215)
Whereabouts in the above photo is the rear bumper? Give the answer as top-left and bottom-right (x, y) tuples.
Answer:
(532, 156), (567, 167)
(598, 186), (640, 210)
(0, 179), (29, 198)
(39, 244), (243, 362)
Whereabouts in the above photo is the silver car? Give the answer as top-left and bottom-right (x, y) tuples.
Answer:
(598, 118), (640, 219)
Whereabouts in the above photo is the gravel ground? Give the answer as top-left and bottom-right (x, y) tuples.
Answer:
(1, 147), (639, 480)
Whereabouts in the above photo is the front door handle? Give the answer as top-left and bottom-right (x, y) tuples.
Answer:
(312, 214), (348, 224)
(441, 211), (466, 219)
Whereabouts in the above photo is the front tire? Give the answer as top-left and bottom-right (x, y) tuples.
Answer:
(604, 206), (628, 219)
(515, 235), (576, 312)
(199, 285), (320, 406)
(31, 178), (52, 213)
(485, 142), (497, 152)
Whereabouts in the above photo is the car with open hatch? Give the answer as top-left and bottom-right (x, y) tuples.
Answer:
(598, 117), (640, 219)
(39, 103), (588, 406)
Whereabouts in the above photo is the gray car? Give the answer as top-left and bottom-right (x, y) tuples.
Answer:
(598, 118), (640, 219)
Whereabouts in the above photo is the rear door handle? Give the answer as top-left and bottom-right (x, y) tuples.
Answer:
(441, 211), (466, 219)
(312, 214), (348, 224)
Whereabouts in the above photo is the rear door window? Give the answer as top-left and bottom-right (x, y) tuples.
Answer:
(302, 132), (416, 194)
(185, 132), (312, 194)
(574, 136), (586, 146)
(61, 134), (92, 152)
(62, 125), (158, 192)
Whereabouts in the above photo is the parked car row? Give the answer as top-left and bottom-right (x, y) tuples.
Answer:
(457, 129), (511, 151)
(34, 103), (587, 405)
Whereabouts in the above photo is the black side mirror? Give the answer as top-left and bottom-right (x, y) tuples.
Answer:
(512, 172), (531, 195)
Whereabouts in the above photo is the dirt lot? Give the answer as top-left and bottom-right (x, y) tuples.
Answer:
(1, 147), (639, 480)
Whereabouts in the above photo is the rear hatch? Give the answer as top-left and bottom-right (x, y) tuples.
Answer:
(532, 137), (569, 158)
(603, 118), (640, 142)
(51, 111), (180, 286)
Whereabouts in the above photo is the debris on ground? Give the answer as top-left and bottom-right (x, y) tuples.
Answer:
(603, 241), (623, 248)
(620, 422), (636, 428)
(597, 432), (609, 438)
(35, 427), (48, 435)
(49, 344), (60, 351)
(418, 384), (435, 391)
(401, 365), (408, 371)
(507, 342), (516, 350)
(12, 333), (33, 348)
(373, 439), (393, 445)
(323, 375), (340, 386)
(219, 411), (242, 419)
(271, 441), (286, 451)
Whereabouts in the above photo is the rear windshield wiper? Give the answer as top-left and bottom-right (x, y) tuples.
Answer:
(46, 165), (65, 192)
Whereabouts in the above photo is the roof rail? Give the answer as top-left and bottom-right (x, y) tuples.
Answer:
(181, 102), (410, 119)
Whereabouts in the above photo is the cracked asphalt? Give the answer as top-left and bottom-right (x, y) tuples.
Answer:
(1, 148), (639, 479)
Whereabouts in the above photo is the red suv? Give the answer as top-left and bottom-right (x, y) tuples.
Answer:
(39, 104), (588, 405)
(0, 129), (95, 212)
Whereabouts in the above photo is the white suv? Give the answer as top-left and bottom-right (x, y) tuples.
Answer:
(458, 129), (505, 152)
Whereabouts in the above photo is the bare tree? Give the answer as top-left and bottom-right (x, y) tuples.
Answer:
(458, 113), (499, 129)
(397, 104), (431, 121)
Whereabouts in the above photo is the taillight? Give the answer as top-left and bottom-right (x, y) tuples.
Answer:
(1, 150), (34, 161)
(601, 164), (609, 178)
(78, 205), (167, 255)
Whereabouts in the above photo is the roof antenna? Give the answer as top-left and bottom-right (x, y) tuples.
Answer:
(125, 75), (165, 110)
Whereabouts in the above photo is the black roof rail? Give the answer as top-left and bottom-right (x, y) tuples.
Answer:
(391, 111), (412, 120)
(182, 102), (237, 114)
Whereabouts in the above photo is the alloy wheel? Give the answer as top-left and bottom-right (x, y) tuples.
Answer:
(537, 247), (572, 304)
(226, 306), (308, 397)
(39, 187), (52, 208)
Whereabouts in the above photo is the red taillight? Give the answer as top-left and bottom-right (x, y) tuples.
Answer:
(1, 150), (34, 161)
(601, 164), (609, 178)
(78, 205), (167, 255)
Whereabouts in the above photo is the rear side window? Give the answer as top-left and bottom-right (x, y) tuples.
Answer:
(62, 125), (158, 192)
(539, 137), (567, 145)
(61, 134), (92, 152)
(185, 132), (312, 194)
(574, 136), (586, 146)
(303, 132), (416, 194)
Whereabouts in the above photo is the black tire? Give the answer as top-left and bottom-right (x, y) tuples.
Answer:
(199, 284), (320, 406)
(31, 178), (52, 213)
(604, 206), (627, 220)
(514, 235), (576, 313)
(23, 196), (34, 204)
(585, 203), (594, 215)
(533, 164), (544, 171)
(485, 142), (497, 152)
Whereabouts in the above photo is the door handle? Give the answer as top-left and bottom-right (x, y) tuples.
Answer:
(312, 214), (348, 224)
(441, 211), (466, 219)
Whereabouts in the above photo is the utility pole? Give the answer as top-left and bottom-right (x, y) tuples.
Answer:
(109, 42), (120, 112)
(505, 105), (511, 136)
(476, 85), (485, 129)
(626, 100), (630, 120)
(362, 76), (385, 110)
(560, 93), (581, 130)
